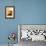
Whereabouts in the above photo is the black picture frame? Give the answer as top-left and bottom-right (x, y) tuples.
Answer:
(5, 6), (15, 19)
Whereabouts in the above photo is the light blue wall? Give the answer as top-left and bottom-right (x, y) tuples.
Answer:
(16, 0), (46, 24)
(0, 0), (17, 44)
(0, 0), (46, 44)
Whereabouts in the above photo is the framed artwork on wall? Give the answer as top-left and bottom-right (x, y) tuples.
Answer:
(5, 6), (15, 19)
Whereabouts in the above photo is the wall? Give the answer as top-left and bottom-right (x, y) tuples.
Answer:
(16, 0), (46, 24)
(0, 0), (18, 44)
(0, 0), (46, 44)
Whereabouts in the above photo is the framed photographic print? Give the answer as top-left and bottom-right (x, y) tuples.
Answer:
(5, 6), (15, 19)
